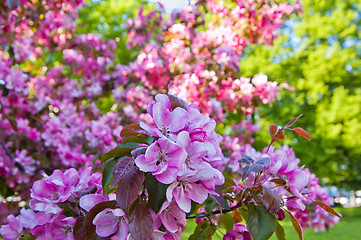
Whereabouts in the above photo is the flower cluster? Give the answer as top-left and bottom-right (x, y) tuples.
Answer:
(223, 224), (252, 240)
(223, 134), (340, 232)
(0, 167), (103, 240)
(136, 94), (225, 231)
(125, 0), (298, 121)
(0, 0), (125, 212)
(292, 169), (340, 231)
(0, 0), (341, 239)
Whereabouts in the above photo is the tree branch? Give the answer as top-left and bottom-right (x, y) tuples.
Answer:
(186, 200), (245, 219)
(1, 142), (25, 172)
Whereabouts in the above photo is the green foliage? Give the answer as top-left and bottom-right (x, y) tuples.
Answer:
(144, 174), (169, 213)
(100, 142), (140, 163)
(101, 156), (120, 193)
(76, 0), (149, 64)
(270, 207), (360, 240)
(183, 207), (361, 240)
(242, 0), (361, 188)
(247, 205), (277, 240)
(219, 213), (234, 232)
(275, 221), (286, 240)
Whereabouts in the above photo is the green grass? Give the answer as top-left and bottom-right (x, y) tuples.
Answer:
(181, 207), (361, 239)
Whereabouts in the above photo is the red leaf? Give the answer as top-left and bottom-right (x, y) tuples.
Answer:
(284, 209), (303, 240)
(286, 114), (303, 127)
(270, 178), (286, 186)
(232, 210), (243, 223)
(261, 187), (282, 216)
(73, 216), (87, 240)
(110, 157), (135, 188)
(315, 200), (343, 220)
(269, 124), (285, 141)
(116, 167), (144, 214)
(168, 94), (188, 110)
(74, 217), (109, 240)
(120, 123), (149, 138)
(129, 204), (154, 240)
(84, 201), (117, 238)
(292, 127), (311, 140)
(210, 185), (225, 209)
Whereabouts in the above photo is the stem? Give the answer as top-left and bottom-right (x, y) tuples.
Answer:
(186, 200), (244, 219)
(1, 142), (25, 172)
(265, 126), (286, 153)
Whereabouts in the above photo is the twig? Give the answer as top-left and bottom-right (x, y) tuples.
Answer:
(1, 142), (25, 172)
(186, 200), (244, 219)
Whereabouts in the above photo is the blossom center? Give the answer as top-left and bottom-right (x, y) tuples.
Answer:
(156, 150), (167, 165)
(52, 192), (60, 200)
(160, 125), (170, 137)
(185, 155), (191, 164)
(178, 180), (189, 189)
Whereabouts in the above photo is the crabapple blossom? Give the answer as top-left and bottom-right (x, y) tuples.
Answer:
(0, 215), (22, 240)
(135, 137), (187, 184)
(166, 176), (210, 213)
(92, 208), (128, 239)
(31, 214), (76, 240)
(0, 0), (340, 239)
(157, 200), (186, 233)
(223, 224), (252, 240)
(140, 103), (188, 140)
(29, 168), (80, 214)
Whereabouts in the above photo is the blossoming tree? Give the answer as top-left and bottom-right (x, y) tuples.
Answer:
(0, 0), (341, 239)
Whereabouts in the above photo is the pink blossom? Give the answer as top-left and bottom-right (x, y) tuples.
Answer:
(166, 176), (209, 213)
(31, 214), (76, 240)
(223, 224), (252, 240)
(92, 208), (128, 239)
(158, 200), (186, 233)
(0, 215), (22, 240)
(140, 101), (188, 140)
(79, 194), (109, 211)
(135, 137), (186, 184)
(29, 169), (79, 214)
(288, 169), (309, 200)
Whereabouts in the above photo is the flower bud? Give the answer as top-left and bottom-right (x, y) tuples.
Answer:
(277, 208), (285, 221)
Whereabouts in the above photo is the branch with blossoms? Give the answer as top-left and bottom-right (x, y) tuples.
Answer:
(0, 94), (341, 240)
(0, 0), (341, 239)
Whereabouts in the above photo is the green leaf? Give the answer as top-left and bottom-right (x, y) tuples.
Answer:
(189, 229), (212, 240)
(102, 157), (124, 194)
(219, 213), (234, 232)
(100, 142), (140, 164)
(204, 199), (217, 215)
(239, 207), (248, 221)
(122, 135), (154, 145)
(190, 220), (212, 240)
(275, 221), (286, 240)
(195, 220), (210, 231)
(144, 174), (169, 213)
(284, 208), (304, 240)
(224, 176), (236, 187)
(246, 205), (277, 240)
